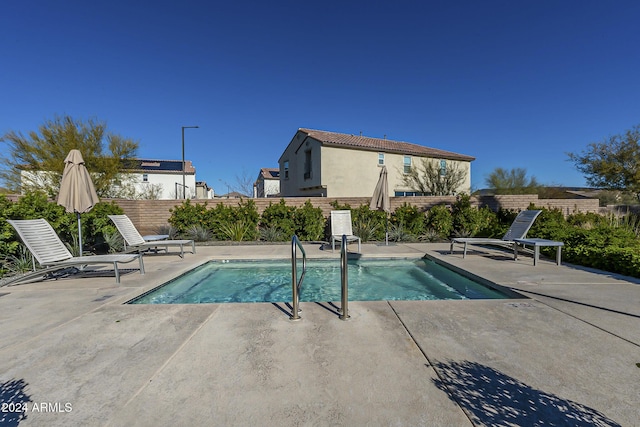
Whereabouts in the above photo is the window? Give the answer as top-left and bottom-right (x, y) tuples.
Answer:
(142, 174), (148, 182)
(283, 161), (289, 179)
(378, 153), (385, 165)
(395, 191), (428, 196)
(304, 150), (312, 179)
(440, 159), (447, 176)
(403, 156), (412, 174)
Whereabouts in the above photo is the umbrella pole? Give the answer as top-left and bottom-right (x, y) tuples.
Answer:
(76, 212), (83, 257)
(385, 214), (388, 246)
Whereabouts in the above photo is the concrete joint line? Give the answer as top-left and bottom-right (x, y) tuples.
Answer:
(116, 308), (220, 412)
(386, 301), (477, 426)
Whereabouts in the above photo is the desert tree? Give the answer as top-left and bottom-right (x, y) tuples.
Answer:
(567, 124), (640, 200)
(401, 158), (467, 196)
(484, 167), (540, 194)
(0, 115), (139, 198)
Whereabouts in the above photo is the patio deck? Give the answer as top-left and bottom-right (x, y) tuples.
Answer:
(1, 243), (638, 426)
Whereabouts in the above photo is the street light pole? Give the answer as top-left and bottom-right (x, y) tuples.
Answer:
(181, 125), (199, 199)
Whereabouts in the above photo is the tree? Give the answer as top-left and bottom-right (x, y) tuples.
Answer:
(0, 115), (139, 198)
(402, 158), (467, 196)
(484, 167), (540, 194)
(135, 183), (164, 200)
(232, 168), (256, 197)
(567, 124), (640, 199)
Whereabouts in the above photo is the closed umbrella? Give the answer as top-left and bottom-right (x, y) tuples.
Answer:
(369, 166), (390, 245)
(57, 149), (100, 255)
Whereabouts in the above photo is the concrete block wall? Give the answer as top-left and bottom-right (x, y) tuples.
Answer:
(536, 198), (600, 215)
(104, 195), (601, 235)
(476, 195), (600, 214)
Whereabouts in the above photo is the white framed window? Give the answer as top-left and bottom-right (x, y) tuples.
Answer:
(440, 159), (447, 176)
(378, 153), (385, 165)
(142, 173), (148, 182)
(403, 156), (412, 174)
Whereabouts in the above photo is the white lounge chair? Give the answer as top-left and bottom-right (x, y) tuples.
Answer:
(6, 218), (144, 285)
(330, 210), (361, 253)
(450, 210), (542, 258)
(108, 215), (195, 258)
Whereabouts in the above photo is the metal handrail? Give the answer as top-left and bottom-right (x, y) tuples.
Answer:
(290, 235), (306, 321)
(339, 234), (350, 320)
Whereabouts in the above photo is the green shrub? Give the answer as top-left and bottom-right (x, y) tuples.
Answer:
(391, 203), (425, 236)
(0, 194), (20, 258)
(603, 212), (640, 237)
(425, 204), (453, 238)
(103, 230), (124, 253)
(204, 203), (235, 240)
(206, 200), (259, 241)
(388, 223), (417, 242)
(451, 195), (497, 237)
(219, 220), (253, 241)
(233, 199), (259, 240)
(419, 228), (441, 242)
(168, 200), (209, 234)
(259, 226), (286, 242)
(0, 191), (123, 256)
(352, 216), (380, 242)
(259, 199), (295, 240)
(169, 199), (260, 241)
(351, 205), (386, 241)
(329, 200), (351, 211)
(80, 201), (124, 251)
(186, 224), (213, 242)
(293, 200), (324, 241)
(5, 244), (35, 273)
(155, 224), (178, 239)
(566, 211), (607, 228)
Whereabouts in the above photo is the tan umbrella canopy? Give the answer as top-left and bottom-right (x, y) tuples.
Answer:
(57, 149), (100, 254)
(369, 166), (390, 245)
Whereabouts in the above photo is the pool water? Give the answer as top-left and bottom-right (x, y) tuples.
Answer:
(129, 258), (511, 304)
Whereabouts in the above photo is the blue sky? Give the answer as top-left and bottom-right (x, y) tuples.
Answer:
(2, 0), (640, 193)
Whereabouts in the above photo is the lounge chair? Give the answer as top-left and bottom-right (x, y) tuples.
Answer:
(450, 209), (542, 258)
(108, 215), (195, 258)
(330, 210), (361, 253)
(6, 218), (144, 285)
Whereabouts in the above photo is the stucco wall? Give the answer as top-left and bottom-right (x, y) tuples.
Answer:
(278, 130), (472, 197)
(130, 173), (197, 199)
(320, 147), (381, 197)
(279, 136), (324, 197)
(281, 143), (473, 198)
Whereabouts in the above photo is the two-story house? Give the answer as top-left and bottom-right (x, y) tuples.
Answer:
(21, 158), (210, 200)
(254, 168), (280, 198)
(122, 159), (200, 199)
(278, 128), (475, 197)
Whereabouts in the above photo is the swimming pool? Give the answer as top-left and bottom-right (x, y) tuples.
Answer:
(128, 257), (513, 304)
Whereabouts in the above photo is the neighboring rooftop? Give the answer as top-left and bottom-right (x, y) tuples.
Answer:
(122, 159), (195, 174)
(298, 128), (475, 162)
(258, 168), (280, 179)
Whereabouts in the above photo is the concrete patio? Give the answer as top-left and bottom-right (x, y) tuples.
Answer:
(1, 242), (638, 426)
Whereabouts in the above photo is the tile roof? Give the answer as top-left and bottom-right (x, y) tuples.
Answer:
(259, 168), (280, 179)
(299, 128), (475, 161)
